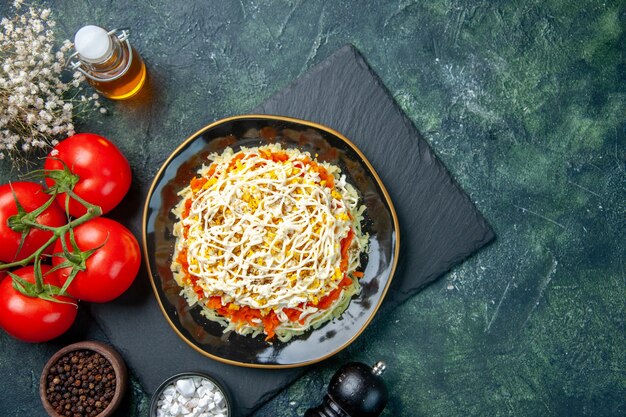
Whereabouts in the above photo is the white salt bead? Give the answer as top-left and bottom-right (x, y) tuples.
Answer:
(213, 392), (225, 407)
(213, 414), (226, 417)
(164, 385), (177, 396)
(180, 404), (191, 415)
(196, 385), (209, 398)
(185, 398), (199, 409)
(170, 403), (181, 415)
(197, 397), (209, 409)
(201, 379), (216, 390)
(176, 378), (197, 398)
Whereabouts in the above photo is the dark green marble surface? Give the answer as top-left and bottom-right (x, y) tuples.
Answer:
(1, 1), (624, 416)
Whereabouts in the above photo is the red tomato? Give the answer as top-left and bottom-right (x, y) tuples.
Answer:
(52, 217), (140, 302)
(44, 133), (131, 217)
(0, 182), (66, 263)
(0, 265), (77, 343)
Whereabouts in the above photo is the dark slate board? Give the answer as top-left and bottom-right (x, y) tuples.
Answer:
(91, 44), (494, 417)
(253, 45), (495, 304)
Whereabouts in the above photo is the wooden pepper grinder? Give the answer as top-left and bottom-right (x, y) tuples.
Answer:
(305, 361), (388, 417)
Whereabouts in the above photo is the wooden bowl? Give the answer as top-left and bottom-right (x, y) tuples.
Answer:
(39, 341), (127, 417)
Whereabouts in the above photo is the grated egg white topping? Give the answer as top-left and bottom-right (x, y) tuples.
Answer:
(171, 144), (367, 341)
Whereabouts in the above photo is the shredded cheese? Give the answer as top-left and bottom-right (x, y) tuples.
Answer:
(171, 144), (368, 341)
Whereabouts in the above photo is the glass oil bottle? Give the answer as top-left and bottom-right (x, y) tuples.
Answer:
(69, 25), (147, 100)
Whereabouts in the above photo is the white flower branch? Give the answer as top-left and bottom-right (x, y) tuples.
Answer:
(1, 1), (104, 167)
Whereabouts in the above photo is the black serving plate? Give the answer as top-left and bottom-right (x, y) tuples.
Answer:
(142, 114), (399, 368)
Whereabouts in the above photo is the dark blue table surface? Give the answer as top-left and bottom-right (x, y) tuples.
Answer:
(0, 1), (624, 416)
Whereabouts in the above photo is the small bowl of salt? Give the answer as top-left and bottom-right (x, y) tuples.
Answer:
(150, 372), (231, 417)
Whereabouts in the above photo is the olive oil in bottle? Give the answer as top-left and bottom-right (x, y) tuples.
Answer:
(70, 25), (147, 100)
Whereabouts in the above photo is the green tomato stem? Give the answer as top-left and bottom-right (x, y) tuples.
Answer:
(0, 182), (103, 298)
(26, 191), (59, 220)
(33, 257), (44, 293)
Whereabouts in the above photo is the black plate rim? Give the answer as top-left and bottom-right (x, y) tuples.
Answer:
(142, 114), (400, 368)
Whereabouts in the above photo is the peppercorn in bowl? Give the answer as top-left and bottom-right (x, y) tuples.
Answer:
(39, 341), (128, 417)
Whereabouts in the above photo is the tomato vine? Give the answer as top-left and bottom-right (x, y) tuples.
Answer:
(0, 162), (103, 302)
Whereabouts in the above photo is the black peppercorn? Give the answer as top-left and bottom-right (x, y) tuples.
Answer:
(44, 350), (116, 417)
